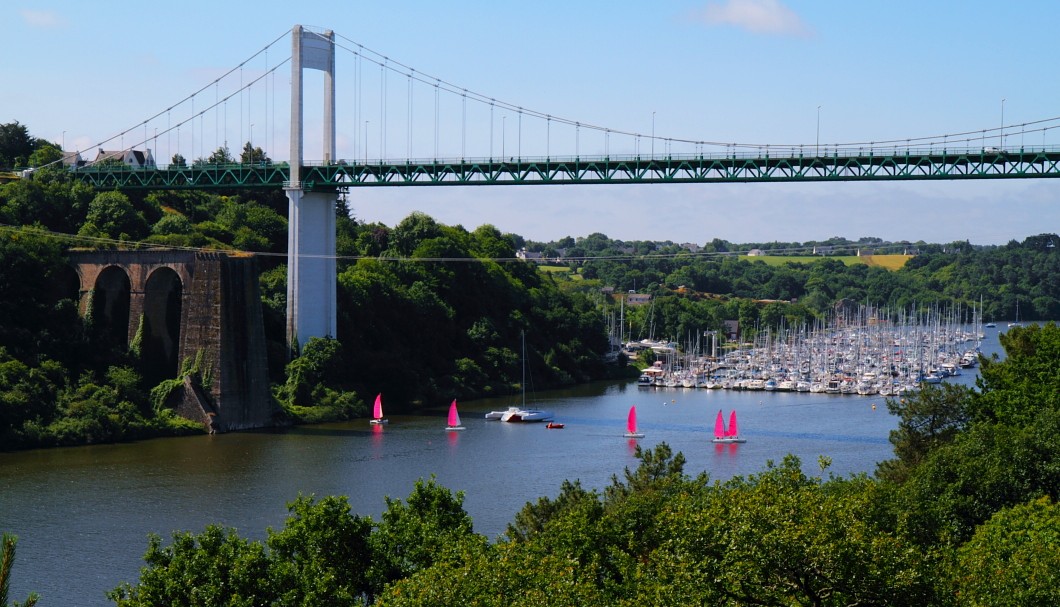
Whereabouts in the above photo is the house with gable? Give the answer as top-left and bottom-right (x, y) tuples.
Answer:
(93, 148), (156, 168)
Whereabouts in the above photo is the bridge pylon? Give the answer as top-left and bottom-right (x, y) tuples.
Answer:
(285, 24), (337, 352)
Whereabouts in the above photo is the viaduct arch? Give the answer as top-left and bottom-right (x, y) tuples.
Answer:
(69, 250), (276, 432)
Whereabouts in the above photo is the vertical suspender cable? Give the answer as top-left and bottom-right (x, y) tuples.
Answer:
(432, 79), (436, 159)
(380, 61), (386, 161)
(462, 90), (467, 160)
(490, 100), (494, 160)
(264, 50), (268, 158)
(408, 70), (413, 159)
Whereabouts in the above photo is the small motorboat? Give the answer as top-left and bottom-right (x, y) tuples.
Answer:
(546, 421), (564, 429)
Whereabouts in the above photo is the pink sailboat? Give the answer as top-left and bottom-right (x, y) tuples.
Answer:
(623, 405), (645, 438)
(711, 409), (746, 443)
(369, 393), (388, 425)
(446, 399), (465, 431)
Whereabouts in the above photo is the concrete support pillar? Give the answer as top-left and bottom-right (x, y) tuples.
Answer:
(285, 189), (337, 350)
(286, 24), (338, 352)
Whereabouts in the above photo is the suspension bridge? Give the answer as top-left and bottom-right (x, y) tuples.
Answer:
(34, 25), (1060, 350)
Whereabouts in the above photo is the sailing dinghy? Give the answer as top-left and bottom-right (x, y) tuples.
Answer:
(711, 409), (746, 443)
(370, 393), (388, 425)
(623, 405), (645, 438)
(446, 399), (466, 431)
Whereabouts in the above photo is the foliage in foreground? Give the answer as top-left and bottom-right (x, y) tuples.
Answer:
(0, 533), (38, 607)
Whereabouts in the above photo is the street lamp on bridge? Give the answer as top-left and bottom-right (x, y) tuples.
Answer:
(816, 105), (821, 156)
(1000, 98), (1006, 148)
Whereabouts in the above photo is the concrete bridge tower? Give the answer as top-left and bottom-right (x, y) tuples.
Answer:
(286, 24), (337, 351)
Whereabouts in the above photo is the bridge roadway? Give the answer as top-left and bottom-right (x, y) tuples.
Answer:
(65, 147), (1060, 191)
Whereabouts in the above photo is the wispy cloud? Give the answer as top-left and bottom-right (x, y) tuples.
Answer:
(695, 0), (813, 37)
(20, 9), (64, 28)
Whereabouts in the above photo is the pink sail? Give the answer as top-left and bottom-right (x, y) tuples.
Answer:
(714, 409), (726, 438)
(447, 399), (461, 427)
(373, 393), (383, 419)
(627, 405), (638, 434)
(727, 410), (739, 437)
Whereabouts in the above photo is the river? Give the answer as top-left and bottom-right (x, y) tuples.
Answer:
(1, 327), (1006, 605)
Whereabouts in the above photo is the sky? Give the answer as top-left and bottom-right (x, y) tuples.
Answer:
(4, 0), (1059, 246)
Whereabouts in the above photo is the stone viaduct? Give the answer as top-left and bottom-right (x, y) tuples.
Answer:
(69, 249), (277, 432)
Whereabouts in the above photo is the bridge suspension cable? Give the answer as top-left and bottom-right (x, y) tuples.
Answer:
(50, 28), (294, 171)
(332, 30), (1060, 160)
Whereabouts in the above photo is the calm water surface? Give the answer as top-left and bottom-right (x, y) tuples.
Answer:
(1, 327), (1007, 605)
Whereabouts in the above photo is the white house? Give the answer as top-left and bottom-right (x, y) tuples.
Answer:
(93, 148), (156, 168)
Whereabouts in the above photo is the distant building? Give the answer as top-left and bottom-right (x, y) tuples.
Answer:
(747, 248), (764, 256)
(723, 319), (739, 341)
(61, 151), (86, 169)
(516, 248), (543, 261)
(93, 148), (156, 168)
(626, 293), (652, 306)
(681, 242), (701, 253)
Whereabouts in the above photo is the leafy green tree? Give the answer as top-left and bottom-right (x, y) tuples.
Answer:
(955, 496), (1060, 606)
(975, 322), (1060, 425)
(369, 476), (475, 591)
(0, 533), (38, 607)
(897, 409), (1060, 547)
(169, 153), (187, 168)
(26, 144), (61, 168)
(78, 191), (149, 241)
(150, 213), (193, 236)
(0, 122), (33, 169)
(641, 457), (943, 606)
(107, 526), (275, 607)
(266, 494), (375, 605)
(877, 383), (975, 483)
(239, 141), (269, 164)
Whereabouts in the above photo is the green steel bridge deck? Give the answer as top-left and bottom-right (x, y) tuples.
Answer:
(64, 147), (1060, 191)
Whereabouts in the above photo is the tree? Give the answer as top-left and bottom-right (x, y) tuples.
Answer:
(877, 383), (974, 483)
(239, 141), (269, 164)
(0, 533), (39, 607)
(266, 495), (375, 605)
(78, 191), (149, 240)
(975, 322), (1060, 425)
(107, 526), (276, 607)
(641, 457), (943, 606)
(195, 146), (234, 166)
(0, 122), (33, 169)
(369, 476), (474, 591)
(26, 144), (61, 168)
(955, 497), (1060, 606)
(169, 153), (187, 168)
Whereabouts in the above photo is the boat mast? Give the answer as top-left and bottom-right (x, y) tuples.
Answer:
(521, 330), (526, 408)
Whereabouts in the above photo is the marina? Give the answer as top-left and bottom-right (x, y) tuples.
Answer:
(634, 304), (987, 396)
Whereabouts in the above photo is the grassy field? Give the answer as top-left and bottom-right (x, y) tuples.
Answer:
(744, 254), (912, 270)
(540, 265), (584, 280)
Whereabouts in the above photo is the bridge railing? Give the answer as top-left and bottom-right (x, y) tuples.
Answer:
(305, 144), (1060, 169)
